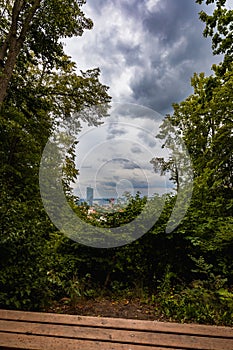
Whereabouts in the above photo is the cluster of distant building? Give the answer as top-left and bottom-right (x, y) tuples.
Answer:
(77, 187), (116, 207)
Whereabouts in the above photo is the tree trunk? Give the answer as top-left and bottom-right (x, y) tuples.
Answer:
(0, 39), (20, 104)
(0, 0), (41, 106)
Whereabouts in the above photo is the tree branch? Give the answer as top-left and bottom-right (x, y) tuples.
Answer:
(0, 0), (41, 105)
(0, 0), (25, 68)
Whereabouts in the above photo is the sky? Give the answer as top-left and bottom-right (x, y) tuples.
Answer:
(63, 0), (224, 201)
(65, 0), (223, 115)
(74, 103), (174, 199)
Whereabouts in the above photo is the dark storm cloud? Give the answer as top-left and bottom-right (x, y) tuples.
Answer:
(143, 1), (216, 113)
(129, 0), (219, 114)
(131, 69), (186, 114)
(143, 0), (197, 44)
(68, 0), (221, 115)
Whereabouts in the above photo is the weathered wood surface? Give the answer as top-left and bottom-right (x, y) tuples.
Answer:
(0, 309), (232, 349)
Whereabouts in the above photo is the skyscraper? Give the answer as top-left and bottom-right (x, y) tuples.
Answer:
(86, 187), (94, 206)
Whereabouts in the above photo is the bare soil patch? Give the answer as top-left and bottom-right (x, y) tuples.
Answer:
(47, 297), (167, 321)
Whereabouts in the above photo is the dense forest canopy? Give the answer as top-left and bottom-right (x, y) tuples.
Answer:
(0, 0), (232, 324)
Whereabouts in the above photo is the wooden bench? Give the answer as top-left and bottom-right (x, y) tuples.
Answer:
(0, 309), (232, 349)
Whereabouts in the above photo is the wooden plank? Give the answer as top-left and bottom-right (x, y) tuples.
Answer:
(0, 309), (232, 350)
(0, 310), (232, 338)
(0, 320), (233, 350)
(0, 332), (184, 350)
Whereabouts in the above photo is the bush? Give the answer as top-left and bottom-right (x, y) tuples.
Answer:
(157, 281), (233, 325)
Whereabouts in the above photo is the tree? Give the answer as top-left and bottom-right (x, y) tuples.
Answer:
(150, 0), (233, 288)
(150, 156), (180, 192)
(154, 65), (233, 287)
(196, 0), (233, 71)
(0, 1), (111, 309)
(0, 0), (93, 104)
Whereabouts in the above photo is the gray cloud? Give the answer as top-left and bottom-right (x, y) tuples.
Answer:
(103, 158), (141, 170)
(129, 0), (220, 113)
(67, 0), (222, 200)
(110, 158), (128, 164)
(100, 178), (148, 191)
(131, 145), (143, 154)
(138, 130), (157, 148)
(123, 161), (140, 170)
(67, 0), (221, 115)
(116, 41), (142, 67)
(142, 0), (197, 44)
(131, 179), (148, 190)
(111, 103), (162, 120)
(103, 181), (117, 188)
(106, 123), (128, 139)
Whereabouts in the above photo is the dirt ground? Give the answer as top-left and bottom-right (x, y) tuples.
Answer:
(47, 297), (168, 321)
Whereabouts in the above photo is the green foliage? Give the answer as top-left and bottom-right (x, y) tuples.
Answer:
(196, 0), (233, 71)
(0, 0), (232, 326)
(0, 205), (54, 310)
(0, 0), (110, 311)
(159, 288), (233, 326)
(157, 280), (233, 325)
(0, 0), (94, 102)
